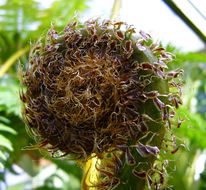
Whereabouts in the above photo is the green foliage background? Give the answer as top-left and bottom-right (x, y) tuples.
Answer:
(0, 0), (206, 189)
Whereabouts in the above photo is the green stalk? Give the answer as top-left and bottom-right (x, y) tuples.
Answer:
(0, 47), (29, 78)
(110, 0), (121, 21)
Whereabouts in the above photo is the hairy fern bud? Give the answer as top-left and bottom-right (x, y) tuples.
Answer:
(19, 19), (183, 190)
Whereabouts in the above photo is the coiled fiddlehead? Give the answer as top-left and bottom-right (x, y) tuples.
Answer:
(19, 19), (183, 190)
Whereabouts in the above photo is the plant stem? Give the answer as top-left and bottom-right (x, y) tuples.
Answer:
(81, 154), (100, 190)
(110, 0), (121, 21)
(0, 47), (29, 78)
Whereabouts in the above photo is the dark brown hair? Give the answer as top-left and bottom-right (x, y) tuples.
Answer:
(19, 19), (183, 189)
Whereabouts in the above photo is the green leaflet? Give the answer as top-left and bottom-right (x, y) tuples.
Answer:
(0, 134), (13, 151)
(0, 150), (6, 161)
(0, 123), (17, 135)
(0, 116), (10, 124)
(0, 161), (4, 169)
(0, 85), (21, 116)
(0, 150), (6, 168)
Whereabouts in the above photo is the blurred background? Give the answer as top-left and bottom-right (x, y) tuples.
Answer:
(0, 0), (206, 189)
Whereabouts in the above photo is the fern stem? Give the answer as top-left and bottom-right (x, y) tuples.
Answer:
(0, 47), (29, 78)
(110, 0), (121, 21)
(81, 154), (100, 190)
